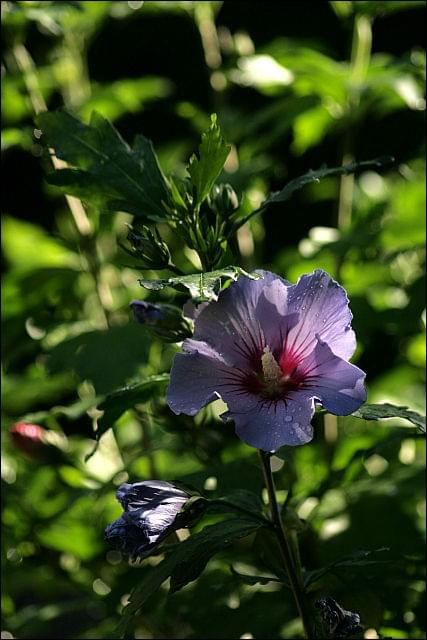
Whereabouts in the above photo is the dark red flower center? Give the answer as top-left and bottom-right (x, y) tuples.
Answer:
(242, 345), (307, 400)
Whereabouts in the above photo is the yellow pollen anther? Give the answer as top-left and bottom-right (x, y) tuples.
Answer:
(261, 346), (283, 384)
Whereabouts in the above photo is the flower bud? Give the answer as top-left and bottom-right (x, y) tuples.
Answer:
(126, 224), (171, 269)
(9, 422), (68, 462)
(10, 422), (46, 457)
(130, 300), (193, 342)
(104, 480), (206, 558)
(208, 183), (239, 218)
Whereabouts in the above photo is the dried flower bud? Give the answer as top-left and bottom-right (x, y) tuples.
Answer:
(130, 300), (193, 342)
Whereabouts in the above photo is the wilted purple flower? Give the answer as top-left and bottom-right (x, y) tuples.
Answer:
(315, 597), (362, 639)
(104, 481), (190, 558)
(167, 270), (366, 452)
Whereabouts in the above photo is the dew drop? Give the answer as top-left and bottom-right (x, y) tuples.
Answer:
(285, 415), (292, 422)
(293, 422), (300, 429)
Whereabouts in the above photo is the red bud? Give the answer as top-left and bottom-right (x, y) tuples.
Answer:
(10, 422), (46, 457)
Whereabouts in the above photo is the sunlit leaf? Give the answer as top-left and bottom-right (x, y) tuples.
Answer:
(138, 266), (262, 303)
(1, 217), (80, 271)
(187, 113), (230, 208)
(352, 403), (426, 433)
(78, 77), (172, 122)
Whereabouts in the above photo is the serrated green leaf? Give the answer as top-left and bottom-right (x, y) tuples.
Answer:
(121, 518), (262, 631)
(187, 113), (231, 208)
(352, 403), (426, 433)
(263, 156), (394, 206)
(138, 266), (262, 303)
(96, 374), (169, 439)
(37, 110), (171, 221)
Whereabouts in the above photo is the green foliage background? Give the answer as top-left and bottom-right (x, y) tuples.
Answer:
(1, 2), (425, 639)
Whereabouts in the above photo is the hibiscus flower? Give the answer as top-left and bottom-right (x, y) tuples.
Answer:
(167, 269), (366, 452)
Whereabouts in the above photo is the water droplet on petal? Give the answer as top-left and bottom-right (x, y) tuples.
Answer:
(285, 415), (292, 422)
(293, 422), (300, 429)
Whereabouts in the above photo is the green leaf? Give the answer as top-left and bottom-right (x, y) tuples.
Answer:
(37, 110), (171, 221)
(138, 266), (262, 303)
(47, 324), (151, 394)
(121, 518), (262, 631)
(352, 1), (425, 16)
(19, 395), (99, 428)
(305, 547), (391, 591)
(352, 403), (426, 433)
(187, 113), (231, 208)
(168, 518), (262, 595)
(17, 375), (168, 459)
(212, 490), (265, 520)
(1, 216), (80, 271)
(230, 566), (283, 586)
(78, 77), (172, 123)
(96, 374), (169, 439)
(263, 156), (394, 206)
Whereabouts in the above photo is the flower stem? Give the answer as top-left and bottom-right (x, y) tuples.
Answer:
(258, 451), (314, 639)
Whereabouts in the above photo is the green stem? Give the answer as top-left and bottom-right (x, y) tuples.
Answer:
(337, 13), (372, 233)
(259, 451), (315, 639)
(136, 407), (159, 479)
(12, 43), (92, 237)
(231, 205), (266, 233)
